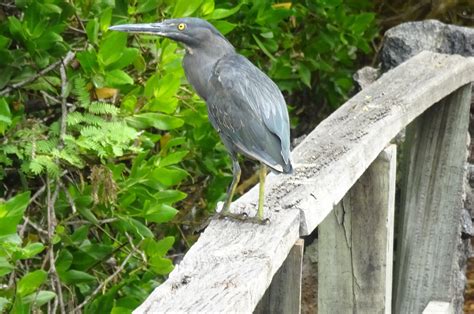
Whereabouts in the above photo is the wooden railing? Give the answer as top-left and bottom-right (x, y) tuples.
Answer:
(134, 51), (474, 313)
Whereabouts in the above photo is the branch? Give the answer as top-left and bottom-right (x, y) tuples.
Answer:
(46, 179), (66, 314)
(59, 53), (73, 148)
(73, 241), (143, 312)
(0, 51), (75, 96)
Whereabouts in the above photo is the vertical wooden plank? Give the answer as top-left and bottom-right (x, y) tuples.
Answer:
(394, 84), (472, 313)
(422, 301), (453, 314)
(318, 144), (396, 314)
(254, 239), (304, 314)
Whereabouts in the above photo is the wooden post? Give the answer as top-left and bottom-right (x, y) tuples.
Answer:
(394, 84), (472, 313)
(254, 239), (304, 314)
(318, 145), (396, 313)
(423, 301), (453, 314)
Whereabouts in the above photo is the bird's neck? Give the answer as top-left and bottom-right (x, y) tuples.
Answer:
(183, 40), (235, 101)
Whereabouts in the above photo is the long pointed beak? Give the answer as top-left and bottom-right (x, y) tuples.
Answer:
(109, 23), (165, 35)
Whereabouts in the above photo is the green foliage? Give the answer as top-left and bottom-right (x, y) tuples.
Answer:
(223, 0), (377, 107)
(0, 0), (377, 312)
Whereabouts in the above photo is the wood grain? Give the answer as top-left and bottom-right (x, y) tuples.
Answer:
(134, 52), (474, 313)
(318, 145), (396, 314)
(394, 84), (471, 313)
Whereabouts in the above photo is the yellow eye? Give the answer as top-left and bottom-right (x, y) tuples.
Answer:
(177, 23), (186, 31)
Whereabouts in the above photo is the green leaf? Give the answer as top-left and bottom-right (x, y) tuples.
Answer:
(61, 270), (96, 284)
(105, 69), (134, 86)
(145, 204), (178, 223)
(143, 237), (174, 258)
(0, 66), (13, 89)
(107, 48), (139, 70)
(298, 63), (311, 88)
(8, 16), (25, 41)
(172, 0), (203, 17)
(17, 270), (47, 296)
(212, 20), (237, 35)
(155, 236), (175, 256)
(159, 151), (189, 167)
(149, 256), (173, 275)
(0, 191), (30, 236)
(155, 73), (181, 99)
(55, 249), (73, 274)
(100, 7), (113, 32)
(99, 32), (127, 66)
(0, 35), (11, 49)
(206, 3), (242, 20)
(124, 218), (154, 238)
(252, 34), (276, 61)
(41, 3), (62, 14)
(200, 0), (214, 15)
(36, 32), (63, 50)
(78, 207), (99, 224)
(0, 256), (14, 277)
(76, 50), (99, 74)
(137, 0), (159, 13)
(126, 113), (184, 130)
(86, 18), (100, 44)
(151, 167), (188, 187)
(353, 13), (375, 34)
(154, 190), (187, 203)
(0, 98), (12, 134)
(20, 242), (45, 259)
(145, 98), (179, 114)
(111, 307), (133, 314)
(22, 291), (56, 306)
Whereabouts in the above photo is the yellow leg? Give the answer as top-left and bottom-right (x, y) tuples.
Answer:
(257, 163), (267, 219)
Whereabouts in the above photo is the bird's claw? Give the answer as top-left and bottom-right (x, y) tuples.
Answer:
(214, 211), (269, 225)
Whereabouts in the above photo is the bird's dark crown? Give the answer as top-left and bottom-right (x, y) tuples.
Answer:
(109, 17), (233, 51)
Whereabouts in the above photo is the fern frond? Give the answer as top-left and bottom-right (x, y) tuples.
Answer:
(59, 149), (84, 168)
(36, 140), (57, 153)
(67, 112), (84, 126)
(82, 113), (106, 126)
(28, 160), (43, 175)
(88, 102), (119, 116)
(79, 126), (100, 138)
(33, 155), (60, 177)
(73, 77), (91, 108)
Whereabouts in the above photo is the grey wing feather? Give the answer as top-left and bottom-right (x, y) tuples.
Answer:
(207, 54), (292, 173)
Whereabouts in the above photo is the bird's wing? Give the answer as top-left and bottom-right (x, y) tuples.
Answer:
(207, 54), (291, 172)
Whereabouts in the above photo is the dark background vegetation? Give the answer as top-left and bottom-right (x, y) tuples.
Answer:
(0, 0), (471, 312)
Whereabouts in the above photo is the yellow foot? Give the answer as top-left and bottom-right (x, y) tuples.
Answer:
(215, 211), (270, 225)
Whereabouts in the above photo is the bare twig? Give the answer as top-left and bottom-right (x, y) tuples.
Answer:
(59, 53), (73, 148)
(73, 241), (143, 312)
(40, 91), (61, 105)
(59, 181), (77, 214)
(0, 51), (75, 96)
(63, 218), (118, 225)
(47, 179), (66, 314)
(67, 25), (86, 34)
(29, 185), (46, 205)
(126, 232), (147, 263)
(24, 217), (49, 236)
(175, 223), (191, 248)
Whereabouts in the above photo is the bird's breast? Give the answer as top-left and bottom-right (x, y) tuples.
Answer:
(183, 54), (217, 101)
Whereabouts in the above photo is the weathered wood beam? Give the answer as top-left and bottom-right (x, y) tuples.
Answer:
(318, 145), (396, 313)
(254, 239), (304, 314)
(289, 52), (474, 235)
(394, 84), (472, 313)
(133, 52), (474, 313)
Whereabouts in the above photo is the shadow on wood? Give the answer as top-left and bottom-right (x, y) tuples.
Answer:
(254, 239), (304, 314)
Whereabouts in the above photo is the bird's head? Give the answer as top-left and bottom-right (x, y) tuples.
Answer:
(109, 17), (233, 52)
